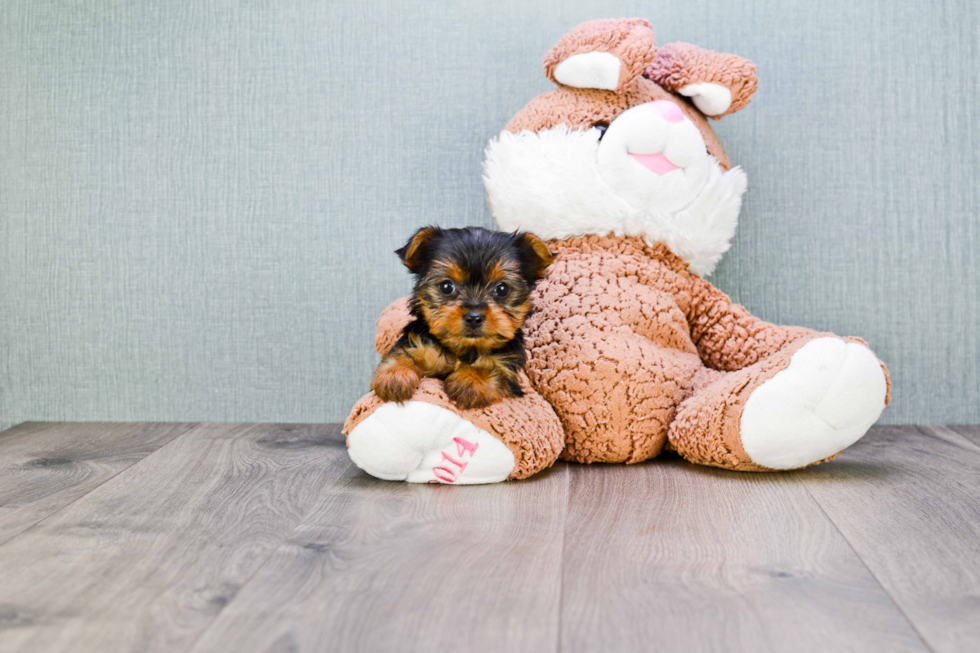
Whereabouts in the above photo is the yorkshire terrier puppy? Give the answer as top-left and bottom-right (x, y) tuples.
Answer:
(371, 226), (554, 410)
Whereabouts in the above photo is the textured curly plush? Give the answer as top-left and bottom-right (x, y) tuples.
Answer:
(504, 77), (732, 170)
(543, 18), (657, 92)
(646, 43), (758, 118)
(347, 236), (890, 475)
(346, 317), (565, 480)
(344, 18), (890, 483)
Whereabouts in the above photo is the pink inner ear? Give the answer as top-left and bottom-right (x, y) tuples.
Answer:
(629, 153), (679, 175)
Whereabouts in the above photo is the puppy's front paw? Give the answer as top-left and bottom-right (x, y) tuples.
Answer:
(371, 362), (420, 403)
(445, 368), (504, 410)
(446, 385), (493, 410)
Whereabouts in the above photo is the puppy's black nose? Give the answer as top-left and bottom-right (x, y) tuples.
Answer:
(463, 311), (485, 328)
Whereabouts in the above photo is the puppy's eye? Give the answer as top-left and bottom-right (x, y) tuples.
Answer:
(592, 121), (609, 140)
(493, 282), (510, 299)
(438, 280), (456, 296)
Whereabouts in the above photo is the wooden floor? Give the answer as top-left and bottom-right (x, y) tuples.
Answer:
(0, 424), (977, 653)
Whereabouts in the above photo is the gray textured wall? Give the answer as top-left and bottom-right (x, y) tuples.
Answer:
(1, 0), (977, 430)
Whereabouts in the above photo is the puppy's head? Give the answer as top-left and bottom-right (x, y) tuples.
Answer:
(396, 226), (554, 353)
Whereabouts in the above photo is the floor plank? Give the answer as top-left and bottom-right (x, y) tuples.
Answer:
(0, 423), (350, 653)
(188, 463), (569, 653)
(799, 424), (980, 653)
(559, 455), (927, 653)
(947, 424), (980, 445)
(2, 423), (976, 652)
(0, 422), (194, 545)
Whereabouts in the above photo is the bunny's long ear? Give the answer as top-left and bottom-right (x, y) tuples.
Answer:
(646, 43), (758, 119)
(543, 19), (657, 93)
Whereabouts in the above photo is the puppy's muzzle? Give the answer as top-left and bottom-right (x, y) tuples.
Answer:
(463, 311), (485, 329)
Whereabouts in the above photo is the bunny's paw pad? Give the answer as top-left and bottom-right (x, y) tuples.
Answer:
(740, 337), (887, 470)
(347, 401), (515, 484)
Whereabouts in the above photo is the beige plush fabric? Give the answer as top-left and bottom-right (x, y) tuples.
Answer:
(666, 334), (882, 470)
(543, 18), (657, 93)
(345, 18), (888, 480)
(345, 299), (566, 480)
(507, 18), (762, 169)
(373, 298), (412, 357)
(523, 236), (888, 468)
(506, 74), (732, 171)
(347, 236), (891, 474)
(647, 43), (759, 119)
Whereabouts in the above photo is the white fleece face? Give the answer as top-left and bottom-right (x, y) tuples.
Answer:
(482, 101), (748, 276)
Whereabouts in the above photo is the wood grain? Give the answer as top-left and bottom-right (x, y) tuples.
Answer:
(798, 424), (980, 652)
(188, 463), (570, 653)
(0, 423), (350, 653)
(0, 422), (194, 545)
(947, 424), (980, 445)
(558, 455), (927, 653)
(1, 422), (978, 652)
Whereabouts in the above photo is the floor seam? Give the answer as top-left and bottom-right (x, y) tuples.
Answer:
(916, 424), (980, 455)
(555, 463), (570, 653)
(793, 474), (937, 653)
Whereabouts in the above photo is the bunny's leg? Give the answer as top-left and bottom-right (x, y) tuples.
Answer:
(344, 373), (564, 484)
(668, 336), (888, 471)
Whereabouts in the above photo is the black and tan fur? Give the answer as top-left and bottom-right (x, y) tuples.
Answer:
(371, 226), (554, 410)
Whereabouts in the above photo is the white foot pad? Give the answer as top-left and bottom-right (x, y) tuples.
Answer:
(740, 337), (887, 470)
(347, 401), (516, 484)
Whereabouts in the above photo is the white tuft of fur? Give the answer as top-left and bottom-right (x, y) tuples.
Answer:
(483, 125), (747, 276)
(740, 338), (887, 470)
(553, 52), (622, 91)
(679, 83), (733, 116)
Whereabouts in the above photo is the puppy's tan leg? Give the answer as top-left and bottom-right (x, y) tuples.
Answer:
(371, 354), (421, 403)
(445, 366), (507, 410)
(445, 352), (522, 410)
(371, 333), (455, 403)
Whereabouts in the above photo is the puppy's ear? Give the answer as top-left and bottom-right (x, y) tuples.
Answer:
(517, 232), (555, 279)
(396, 226), (441, 273)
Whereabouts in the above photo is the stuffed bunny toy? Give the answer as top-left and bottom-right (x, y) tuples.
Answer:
(344, 18), (890, 484)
